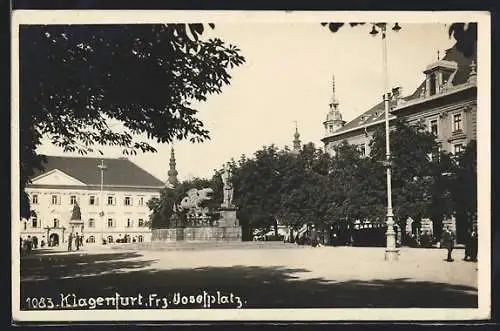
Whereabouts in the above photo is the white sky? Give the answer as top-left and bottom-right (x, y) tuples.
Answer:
(35, 23), (455, 182)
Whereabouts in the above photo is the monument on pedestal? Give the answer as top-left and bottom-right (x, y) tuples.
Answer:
(218, 163), (239, 227)
(152, 162), (242, 242)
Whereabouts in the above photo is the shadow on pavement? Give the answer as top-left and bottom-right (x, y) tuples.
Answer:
(19, 250), (478, 310)
(20, 251), (155, 280)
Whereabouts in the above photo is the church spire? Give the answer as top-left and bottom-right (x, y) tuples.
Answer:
(167, 144), (179, 188)
(293, 121), (301, 153)
(324, 74), (346, 136)
(329, 74), (339, 108)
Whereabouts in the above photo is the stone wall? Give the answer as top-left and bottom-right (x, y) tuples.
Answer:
(152, 226), (242, 242)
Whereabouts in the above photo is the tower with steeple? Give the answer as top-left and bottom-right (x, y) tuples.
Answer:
(292, 121), (301, 154)
(167, 145), (179, 188)
(323, 74), (346, 136)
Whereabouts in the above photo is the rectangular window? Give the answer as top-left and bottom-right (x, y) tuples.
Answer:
(357, 144), (366, 157)
(53, 218), (59, 228)
(454, 144), (464, 155)
(430, 119), (438, 136)
(138, 197), (144, 206)
(32, 217), (38, 228)
(138, 218), (144, 227)
(88, 218), (95, 228)
(107, 196), (114, 205)
(429, 73), (437, 96)
(453, 113), (463, 132)
(32, 194), (38, 205)
(70, 195), (77, 205)
(51, 195), (59, 205)
(127, 219), (133, 228)
(124, 196), (131, 206)
(107, 218), (114, 228)
(89, 196), (96, 205)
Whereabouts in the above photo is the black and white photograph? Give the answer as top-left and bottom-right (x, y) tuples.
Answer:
(11, 10), (490, 322)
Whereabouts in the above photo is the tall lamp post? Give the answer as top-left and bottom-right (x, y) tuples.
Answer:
(370, 22), (401, 261)
(98, 160), (107, 244)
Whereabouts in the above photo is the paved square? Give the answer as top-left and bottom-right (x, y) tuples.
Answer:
(20, 244), (478, 309)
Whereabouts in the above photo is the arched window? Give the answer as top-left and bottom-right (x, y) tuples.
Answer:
(138, 235), (143, 243)
(107, 235), (113, 243)
(88, 236), (95, 243)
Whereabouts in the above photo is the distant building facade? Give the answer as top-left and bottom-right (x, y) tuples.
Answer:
(22, 156), (164, 246)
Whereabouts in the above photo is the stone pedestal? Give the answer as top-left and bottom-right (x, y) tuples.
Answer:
(152, 226), (242, 242)
(151, 208), (242, 242)
(218, 209), (239, 227)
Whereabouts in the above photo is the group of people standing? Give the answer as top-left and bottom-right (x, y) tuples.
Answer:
(442, 225), (478, 262)
(67, 232), (84, 251)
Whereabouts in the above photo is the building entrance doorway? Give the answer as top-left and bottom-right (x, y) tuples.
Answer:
(49, 233), (59, 247)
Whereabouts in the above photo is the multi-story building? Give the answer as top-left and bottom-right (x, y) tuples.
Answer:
(321, 44), (477, 158)
(21, 156), (165, 246)
(320, 44), (477, 243)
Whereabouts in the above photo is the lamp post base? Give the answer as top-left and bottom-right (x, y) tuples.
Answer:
(384, 249), (400, 261)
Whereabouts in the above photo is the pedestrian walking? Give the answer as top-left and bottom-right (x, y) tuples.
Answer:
(470, 225), (478, 262)
(442, 226), (455, 262)
(464, 227), (472, 261)
(32, 236), (38, 249)
(310, 225), (319, 248)
(75, 232), (80, 251)
(26, 235), (32, 253)
(68, 232), (73, 251)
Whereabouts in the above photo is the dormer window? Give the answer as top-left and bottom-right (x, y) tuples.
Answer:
(423, 60), (458, 97)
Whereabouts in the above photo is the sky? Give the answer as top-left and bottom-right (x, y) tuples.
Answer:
(35, 22), (455, 183)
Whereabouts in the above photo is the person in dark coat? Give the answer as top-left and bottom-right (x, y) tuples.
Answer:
(310, 225), (319, 247)
(464, 228), (472, 261)
(442, 226), (455, 262)
(75, 232), (80, 251)
(68, 233), (73, 251)
(470, 225), (478, 262)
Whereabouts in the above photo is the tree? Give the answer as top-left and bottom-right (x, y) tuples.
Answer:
(19, 24), (245, 218)
(450, 140), (477, 242)
(369, 119), (440, 229)
(231, 145), (286, 236)
(279, 143), (334, 228)
(329, 141), (386, 223)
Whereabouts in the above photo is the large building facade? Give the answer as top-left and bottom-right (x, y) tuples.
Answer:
(21, 156), (164, 246)
(320, 44), (477, 244)
(321, 44), (477, 157)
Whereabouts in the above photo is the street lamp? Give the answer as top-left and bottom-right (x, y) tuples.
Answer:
(370, 22), (401, 261)
(98, 160), (107, 244)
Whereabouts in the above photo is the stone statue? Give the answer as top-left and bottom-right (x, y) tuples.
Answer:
(221, 163), (234, 208)
(179, 188), (214, 212)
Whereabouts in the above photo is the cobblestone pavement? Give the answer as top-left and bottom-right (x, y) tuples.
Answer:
(19, 244), (478, 309)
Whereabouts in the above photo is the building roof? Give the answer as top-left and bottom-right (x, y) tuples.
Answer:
(31, 155), (165, 187)
(325, 43), (474, 138)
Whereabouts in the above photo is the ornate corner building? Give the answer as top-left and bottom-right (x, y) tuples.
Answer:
(321, 44), (477, 158)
